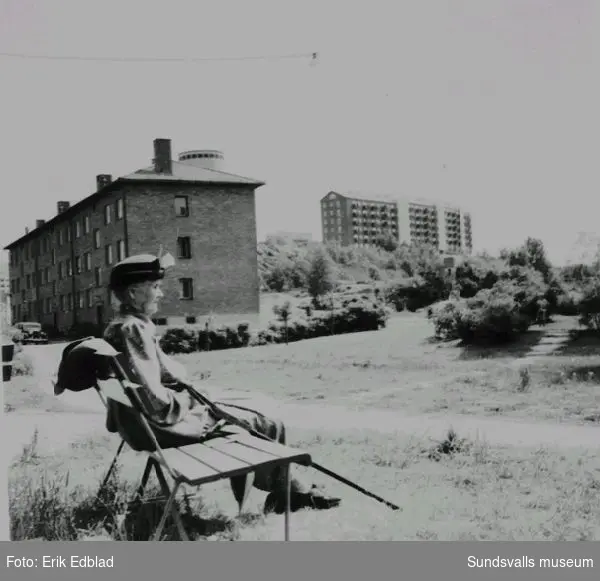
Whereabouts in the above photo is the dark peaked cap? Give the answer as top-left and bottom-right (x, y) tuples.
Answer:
(109, 254), (165, 290)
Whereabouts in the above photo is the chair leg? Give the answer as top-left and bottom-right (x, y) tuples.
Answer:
(284, 464), (291, 542)
(133, 458), (154, 503)
(97, 440), (126, 498)
(153, 480), (182, 542)
(230, 472), (255, 515)
(152, 461), (189, 541)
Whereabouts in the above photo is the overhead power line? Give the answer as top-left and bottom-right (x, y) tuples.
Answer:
(0, 50), (319, 64)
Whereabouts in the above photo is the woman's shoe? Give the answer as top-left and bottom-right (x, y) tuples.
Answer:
(264, 485), (341, 514)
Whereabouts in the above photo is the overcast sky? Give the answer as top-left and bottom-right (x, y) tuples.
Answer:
(0, 0), (597, 264)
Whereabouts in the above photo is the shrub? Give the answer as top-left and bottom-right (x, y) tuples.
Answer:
(430, 279), (537, 345)
(159, 328), (198, 355)
(383, 276), (445, 312)
(12, 350), (34, 376)
(251, 302), (389, 347)
(555, 290), (581, 316)
(578, 278), (600, 331)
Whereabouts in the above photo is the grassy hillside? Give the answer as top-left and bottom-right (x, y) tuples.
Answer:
(258, 236), (414, 292)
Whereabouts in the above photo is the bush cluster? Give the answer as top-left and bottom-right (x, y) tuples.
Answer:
(159, 301), (390, 354)
(430, 268), (547, 344)
(11, 348), (34, 377)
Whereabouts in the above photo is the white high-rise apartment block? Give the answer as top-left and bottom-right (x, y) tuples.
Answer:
(321, 191), (473, 255)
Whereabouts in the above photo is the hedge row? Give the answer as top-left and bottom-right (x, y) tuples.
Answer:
(159, 299), (391, 355)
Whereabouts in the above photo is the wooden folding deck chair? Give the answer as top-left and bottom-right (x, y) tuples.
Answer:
(90, 344), (312, 541)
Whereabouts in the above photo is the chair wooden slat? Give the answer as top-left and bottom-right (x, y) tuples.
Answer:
(178, 442), (252, 473)
(163, 441), (311, 486)
(231, 433), (312, 466)
(159, 448), (221, 482)
(204, 438), (288, 466)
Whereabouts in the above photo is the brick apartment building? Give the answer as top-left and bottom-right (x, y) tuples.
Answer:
(321, 191), (473, 255)
(0, 257), (9, 332)
(4, 138), (265, 333)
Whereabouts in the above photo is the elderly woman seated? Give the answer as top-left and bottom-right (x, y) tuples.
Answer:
(102, 253), (341, 515)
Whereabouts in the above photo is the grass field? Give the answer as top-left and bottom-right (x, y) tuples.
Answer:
(9, 424), (600, 541)
(6, 311), (600, 541)
(167, 313), (600, 426)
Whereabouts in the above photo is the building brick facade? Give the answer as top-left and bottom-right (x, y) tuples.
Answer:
(5, 139), (264, 333)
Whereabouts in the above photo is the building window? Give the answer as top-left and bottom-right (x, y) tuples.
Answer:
(85, 252), (91, 271)
(67, 225), (71, 242)
(177, 236), (192, 259)
(75, 220), (81, 238)
(84, 215), (90, 234)
(60, 295), (65, 311)
(45, 267), (49, 284)
(78, 291), (84, 309)
(94, 267), (102, 287)
(94, 229), (101, 249)
(67, 259), (73, 276)
(179, 278), (194, 300)
(75, 256), (82, 274)
(105, 244), (113, 265)
(26, 274), (31, 289)
(58, 230), (63, 246)
(174, 196), (189, 217)
(58, 262), (63, 280)
(117, 240), (125, 262)
(104, 204), (111, 225)
(52, 281), (56, 296)
(86, 289), (92, 308)
(116, 198), (124, 220)
(67, 293), (72, 311)
(51, 248), (56, 265)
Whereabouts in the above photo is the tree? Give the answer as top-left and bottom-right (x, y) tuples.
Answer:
(374, 232), (398, 252)
(504, 238), (552, 283)
(454, 258), (499, 298)
(307, 246), (336, 306)
(273, 301), (292, 345)
(264, 261), (287, 292)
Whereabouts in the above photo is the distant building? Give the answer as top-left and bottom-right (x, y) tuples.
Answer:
(0, 258), (10, 330)
(320, 191), (473, 255)
(4, 138), (265, 332)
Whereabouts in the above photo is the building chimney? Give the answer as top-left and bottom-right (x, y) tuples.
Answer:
(36, 219), (46, 229)
(57, 201), (70, 214)
(96, 174), (112, 190)
(153, 138), (172, 174)
(25, 227), (29, 234)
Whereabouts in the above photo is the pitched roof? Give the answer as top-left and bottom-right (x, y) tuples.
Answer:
(4, 161), (265, 250)
(123, 161), (264, 186)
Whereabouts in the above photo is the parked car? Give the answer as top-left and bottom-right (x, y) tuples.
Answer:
(13, 322), (48, 345)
